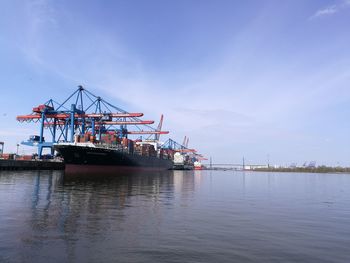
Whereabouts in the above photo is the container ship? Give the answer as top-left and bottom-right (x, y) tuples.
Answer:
(16, 86), (205, 172)
(54, 135), (174, 172)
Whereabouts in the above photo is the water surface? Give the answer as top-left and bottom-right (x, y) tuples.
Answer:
(0, 170), (349, 262)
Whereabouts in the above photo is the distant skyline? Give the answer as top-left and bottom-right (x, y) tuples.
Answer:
(1, 0), (350, 166)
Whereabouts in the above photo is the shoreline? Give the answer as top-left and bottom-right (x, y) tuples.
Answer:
(252, 167), (350, 174)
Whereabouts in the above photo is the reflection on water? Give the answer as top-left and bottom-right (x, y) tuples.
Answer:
(0, 170), (350, 262)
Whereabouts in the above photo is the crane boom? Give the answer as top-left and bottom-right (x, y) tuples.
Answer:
(17, 112), (144, 121)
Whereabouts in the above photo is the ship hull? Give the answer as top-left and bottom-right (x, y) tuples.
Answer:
(173, 164), (194, 170)
(55, 144), (173, 172)
(65, 164), (168, 174)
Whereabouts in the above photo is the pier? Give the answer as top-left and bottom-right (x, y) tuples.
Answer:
(0, 159), (65, 171)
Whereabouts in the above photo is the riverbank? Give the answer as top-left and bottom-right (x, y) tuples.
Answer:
(253, 166), (350, 174)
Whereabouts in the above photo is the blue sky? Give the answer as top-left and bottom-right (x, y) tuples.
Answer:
(1, 0), (350, 166)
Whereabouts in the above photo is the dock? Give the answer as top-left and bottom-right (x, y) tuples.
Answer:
(0, 159), (65, 171)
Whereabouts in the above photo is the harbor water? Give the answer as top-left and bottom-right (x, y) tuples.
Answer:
(0, 170), (350, 262)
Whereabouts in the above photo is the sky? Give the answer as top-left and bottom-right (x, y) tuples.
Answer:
(0, 0), (350, 166)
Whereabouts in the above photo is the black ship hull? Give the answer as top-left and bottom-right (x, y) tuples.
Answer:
(55, 144), (173, 173)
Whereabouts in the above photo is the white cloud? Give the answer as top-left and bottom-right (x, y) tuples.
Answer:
(311, 5), (338, 18)
(310, 0), (350, 19)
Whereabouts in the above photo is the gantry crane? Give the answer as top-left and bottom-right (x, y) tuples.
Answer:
(161, 138), (196, 153)
(17, 86), (169, 158)
(161, 138), (206, 166)
(0, 142), (4, 155)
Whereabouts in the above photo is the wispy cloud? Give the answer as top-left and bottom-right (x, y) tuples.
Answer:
(310, 0), (350, 19)
(312, 5), (338, 18)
